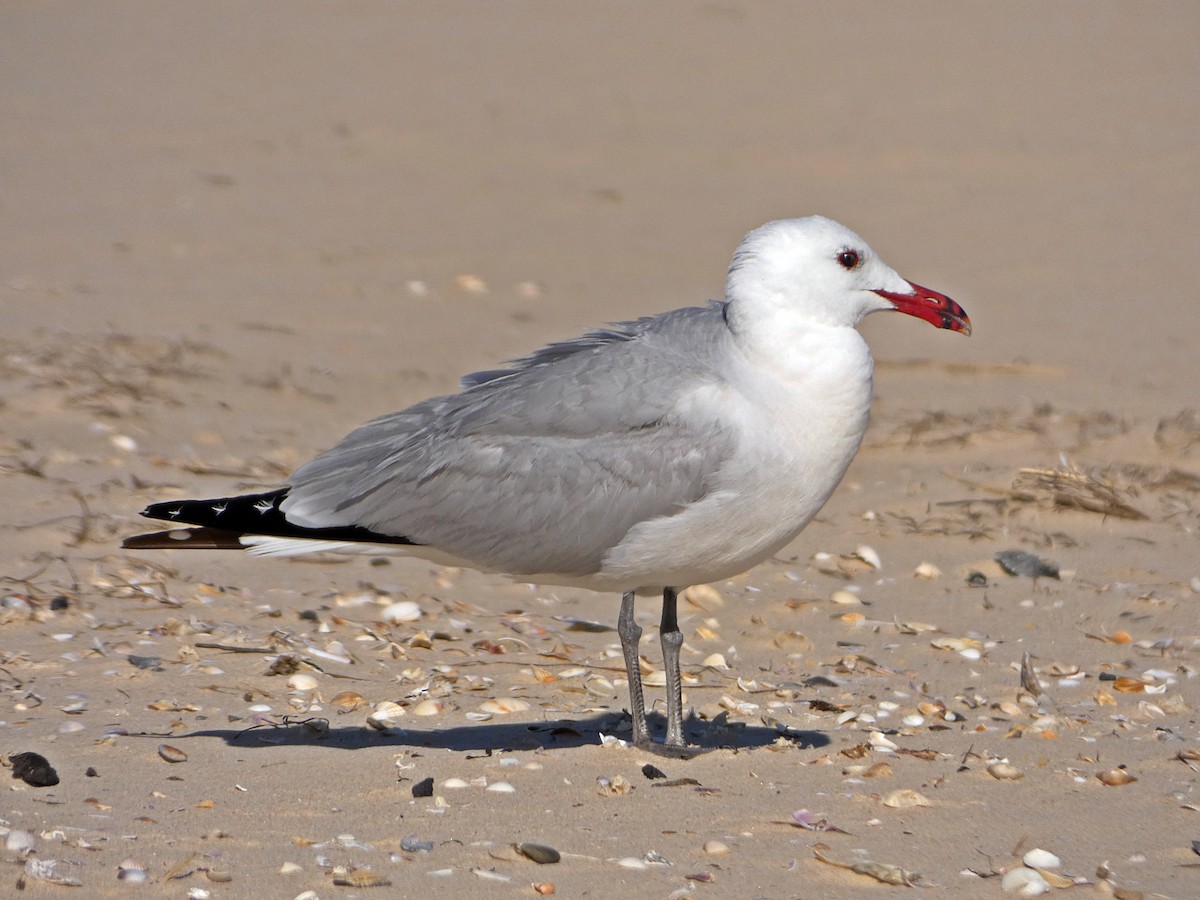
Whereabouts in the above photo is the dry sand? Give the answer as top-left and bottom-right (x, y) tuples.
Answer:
(2, 2), (1199, 897)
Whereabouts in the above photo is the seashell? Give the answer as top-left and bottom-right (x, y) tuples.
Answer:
(703, 652), (729, 669)
(442, 778), (470, 789)
(366, 700), (406, 730)
(718, 695), (758, 715)
(616, 857), (648, 869)
(987, 761), (1024, 780)
(479, 698), (530, 715)
(157, 744), (187, 763)
(882, 789), (931, 808)
(454, 274), (489, 294)
(1000, 866), (1050, 895)
(117, 859), (149, 883)
(486, 781), (516, 793)
(332, 869), (390, 887)
(917, 700), (946, 718)
(1112, 676), (1145, 693)
(703, 840), (730, 855)
(532, 883), (556, 895)
(914, 561), (941, 579)
(517, 843), (560, 864)
(287, 673), (318, 691)
(381, 600), (422, 624)
(330, 690), (367, 712)
(1022, 848), (1061, 870)
(863, 762), (894, 779)
(5, 830), (36, 855)
(854, 544), (882, 570)
(682, 584), (724, 609)
(410, 699), (445, 717)
(279, 862), (303, 875)
(204, 867), (233, 883)
(1096, 767), (1137, 786)
(471, 867), (512, 882)
(830, 589), (861, 605)
(585, 676), (615, 697)
(995, 700), (1023, 717)
(901, 714), (925, 728)
(868, 732), (898, 751)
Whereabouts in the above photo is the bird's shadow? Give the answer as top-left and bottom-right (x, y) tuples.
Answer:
(160, 712), (830, 756)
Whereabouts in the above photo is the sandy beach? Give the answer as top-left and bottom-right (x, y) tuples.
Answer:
(2, 3), (1199, 897)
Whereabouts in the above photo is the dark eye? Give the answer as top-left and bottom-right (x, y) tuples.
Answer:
(837, 249), (861, 269)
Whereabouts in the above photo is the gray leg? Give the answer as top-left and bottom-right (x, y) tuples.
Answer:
(617, 590), (650, 746)
(659, 586), (687, 748)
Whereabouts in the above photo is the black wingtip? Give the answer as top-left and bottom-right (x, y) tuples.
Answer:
(127, 488), (419, 549)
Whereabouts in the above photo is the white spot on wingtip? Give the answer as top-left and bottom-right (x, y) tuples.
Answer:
(211, 503), (228, 514)
(167, 508), (182, 519)
(253, 500), (274, 514)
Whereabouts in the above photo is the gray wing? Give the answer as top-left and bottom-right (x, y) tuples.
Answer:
(281, 304), (739, 577)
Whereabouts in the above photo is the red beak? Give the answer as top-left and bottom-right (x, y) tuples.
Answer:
(874, 280), (971, 335)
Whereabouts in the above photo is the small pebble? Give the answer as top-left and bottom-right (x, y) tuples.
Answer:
(412, 777), (435, 798)
(517, 843), (560, 864)
(10, 751), (60, 787)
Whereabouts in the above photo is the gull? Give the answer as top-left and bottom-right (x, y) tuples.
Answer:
(123, 216), (970, 753)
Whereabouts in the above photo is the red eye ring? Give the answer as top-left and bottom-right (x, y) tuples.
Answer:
(837, 249), (860, 269)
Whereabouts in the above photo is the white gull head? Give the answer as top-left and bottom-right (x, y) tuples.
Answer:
(724, 215), (970, 335)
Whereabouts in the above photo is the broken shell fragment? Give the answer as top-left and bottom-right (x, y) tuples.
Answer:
(881, 789), (931, 808)
(1096, 767), (1137, 786)
(479, 698), (530, 715)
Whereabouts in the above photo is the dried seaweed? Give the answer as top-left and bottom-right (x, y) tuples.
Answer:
(1011, 464), (1147, 520)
